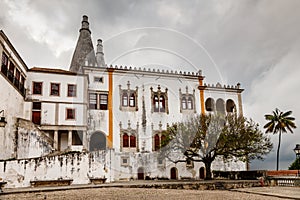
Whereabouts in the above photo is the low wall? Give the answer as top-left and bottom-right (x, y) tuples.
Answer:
(0, 150), (114, 188)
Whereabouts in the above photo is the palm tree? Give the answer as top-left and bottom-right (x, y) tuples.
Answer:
(264, 108), (296, 170)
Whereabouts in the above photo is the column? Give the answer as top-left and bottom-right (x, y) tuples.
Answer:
(54, 130), (58, 150)
(82, 130), (87, 151)
(68, 130), (72, 149)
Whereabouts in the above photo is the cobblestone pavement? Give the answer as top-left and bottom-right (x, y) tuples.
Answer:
(1, 188), (291, 200)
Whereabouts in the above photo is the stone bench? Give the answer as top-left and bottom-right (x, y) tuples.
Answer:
(89, 177), (107, 184)
(0, 181), (7, 193)
(30, 179), (73, 187)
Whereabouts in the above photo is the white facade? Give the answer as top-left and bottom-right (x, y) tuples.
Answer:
(0, 16), (246, 188)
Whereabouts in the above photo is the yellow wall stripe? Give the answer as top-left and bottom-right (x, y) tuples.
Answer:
(198, 78), (205, 115)
(108, 69), (114, 148)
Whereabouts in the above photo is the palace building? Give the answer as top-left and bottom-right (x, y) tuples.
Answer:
(0, 16), (245, 188)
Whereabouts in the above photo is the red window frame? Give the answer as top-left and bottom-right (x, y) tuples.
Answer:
(67, 84), (77, 97)
(66, 108), (76, 120)
(50, 83), (60, 96)
(33, 82), (43, 95)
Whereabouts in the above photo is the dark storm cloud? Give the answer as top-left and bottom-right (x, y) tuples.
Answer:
(1, 0), (300, 170)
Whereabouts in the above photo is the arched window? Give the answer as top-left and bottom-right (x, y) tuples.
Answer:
(123, 133), (129, 147)
(159, 96), (165, 112)
(129, 93), (135, 107)
(154, 95), (159, 112)
(154, 134), (160, 151)
(182, 97), (187, 109)
(205, 98), (215, 112)
(122, 93), (128, 106)
(216, 98), (225, 114)
(187, 97), (193, 109)
(130, 135), (136, 147)
(226, 99), (235, 113)
(161, 135), (166, 147)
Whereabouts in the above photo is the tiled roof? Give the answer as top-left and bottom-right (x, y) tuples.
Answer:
(29, 67), (77, 75)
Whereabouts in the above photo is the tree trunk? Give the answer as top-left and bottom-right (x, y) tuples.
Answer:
(276, 130), (282, 171)
(204, 161), (212, 180)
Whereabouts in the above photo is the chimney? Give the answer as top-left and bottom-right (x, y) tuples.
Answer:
(69, 15), (97, 73)
(96, 39), (105, 67)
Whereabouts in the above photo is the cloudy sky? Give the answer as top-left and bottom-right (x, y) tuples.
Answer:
(1, 0), (300, 170)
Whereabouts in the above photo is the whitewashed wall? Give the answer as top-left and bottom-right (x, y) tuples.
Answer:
(0, 40), (27, 160)
(0, 150), (114, 188)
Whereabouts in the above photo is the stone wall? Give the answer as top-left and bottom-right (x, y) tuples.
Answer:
(16, 118), (53, 159)
(0, 150), (114, 188)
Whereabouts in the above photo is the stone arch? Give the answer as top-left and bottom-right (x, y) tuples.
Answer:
(137, 167), (145, 180)
(89, 131), (106, 151)
(170, 167), (178, 180)
(199, 167), (205, 179)
(216, 98), (225, 114)
(205, 98), (215, 112)
(226, 99), (236, 113)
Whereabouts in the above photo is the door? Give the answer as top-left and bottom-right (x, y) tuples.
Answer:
(32, 111), (41, 125)
(137, 167), (144, 180)
(200, 167), (205, 179)
(170, 167), (177, 180)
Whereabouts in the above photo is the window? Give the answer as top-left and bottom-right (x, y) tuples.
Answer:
(154, 134), (160, 151)
(32, 102), (41, 125)
(123, 133), (129, 147)
(154, 95), (165, 112)
(182, 97), (187, 109)
(180, 87), (195, 112)
(151, 85), (168, 114)
(32, 102), (41, 110)
(99, 94), (108, 110)
(94, 76), (103, 83)
(89, 92), (108, 110)
(1, 52), (8, 75)
(68, 84), (77, 97)
(122, 93), (128, 106)
(153, 130), (169, 151)
(129, 93), (135, 107)
(50, 83), (60, 96)
(8, 62), (15, 82)
(66, 108), (75, 120)
(89, 93), (97, 109)
(226, 99), (236, 113)
(14, 69), (20, 88)
(130, 135), (136, 147)
(205, 98), (215, 112)
(187, 97), (193, 109)
(119, 81), (138, 111)
(33, 82), (43, 95)
(216, 98), (225, 114)
(121, 157), (129, 166)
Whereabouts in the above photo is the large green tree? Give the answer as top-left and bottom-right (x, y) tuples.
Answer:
(160, 114), (272, 179)
(264, 109), (296, 170)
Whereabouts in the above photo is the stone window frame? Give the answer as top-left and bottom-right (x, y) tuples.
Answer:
(150, 85), (169, 114)
(179, 87), (196, 113)
(186, 158), (194, 168)
(152, 122), (168, 151)
(121, 156), (130, 166)
(120, 120), (139, 152)
(119, 81), (138, 112)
